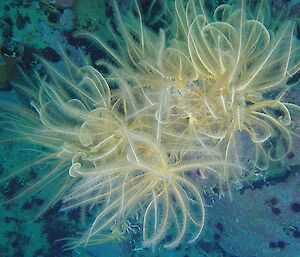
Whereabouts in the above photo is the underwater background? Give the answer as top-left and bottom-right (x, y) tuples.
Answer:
(0, 0), (300, 257)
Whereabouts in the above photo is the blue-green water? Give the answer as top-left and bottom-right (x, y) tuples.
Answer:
(0, 0), (300, 257)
